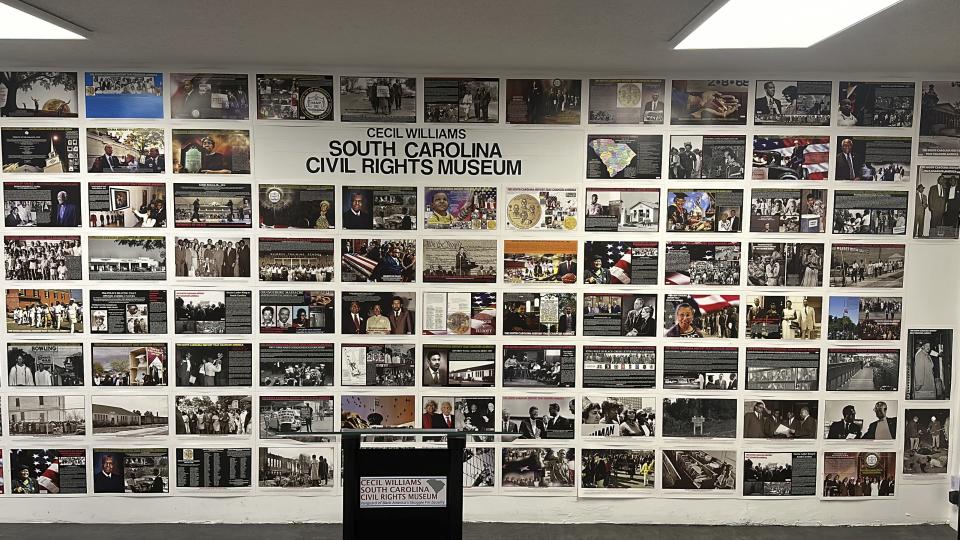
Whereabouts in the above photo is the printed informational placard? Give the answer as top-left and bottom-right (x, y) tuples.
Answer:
(662, 398), (736, 439)
(424, 186), (497, 230)
(170, 73), (249, 120)
(504, 187), (578, 232)
(834, 136), (911, 182)
(745, 347), (820, 391)
(586, 134), (662, 179)
(4, 181), (82, 228)
(1, 127), (81, 173)
(505, 79), (581, 125)
(745, 295), (822, 341)
(174, 183), (252, 228)
(424, 239), (496, 284)
(257, 74), (334, 121)
(259, 343), (334, 387)
(583, 293), (657, 338)
(827, 296), (902, 341)
(176, 448), (252, 489)
(0, 72), (78, 118)
(584, 188), (659, 232)
(662, 450), (737, 492)
(663, 347), (738, 390)
(750, 188), (827, 234)
(583, 241), (657, 285)
(84, 72), (163, 119)
(671, 79), (749, 126)
(422, 291), (496, 336)
(668, 135), (746, 179)
(171, 129), (251, 175)
(837, 81), (914, 127)
(829, 243), (904, 288)
(86, 128), (165, 173)
(662, 294), (740, 339)
(832, 190), (908, 235)
(175, 289), (251, 334)
(588, 79), (665, 124)
(259, 183), (336, 229)
(88, 182), (166, 228)
(341, 342), (415, 387)
(754, 80), (831, 125)
(340, 77), (417, 123)
(826, 349), (899, 392)
(822, 452), (896, 498)
(424, 78), (498, 123)
(751, 136), (829, 180)
(919, 81), (960, 156)
(582, 346), (656, 389)
(422, 344), (495, 388)
(502, 344), (575, 388)
(92, 448), (168, 493)
(91, 343), (167, 387)
(906, 329), (952, 400)
(744, 452), (817, 497)
(747, 242), (824, 287)
(666, 189), (743, 233)
(90, 289), (167, 334)
(9, 448), (86, 494)
(7, 342), (83, 387)
(665, 241), (741, 286)
(914, 165), (960, 239)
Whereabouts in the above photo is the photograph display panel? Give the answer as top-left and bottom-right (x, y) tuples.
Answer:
(583, 241), (657, 285)
(259, 184), (336, 229)
(423, 78), (498, 123)
(88, 182), (166, 228)
(588, 78), (665, 124)
(744, 452), (818, 497)
(583, 346), (656, 389)
(832, 190), (908, 235)
(0, 72), (78, 118)
(668, 135), (746, 179)
(1, 127), (81, 174)
(754, 80), (831, 125)
(86, 128), (165, 173)
(671, 79), (750, 125)
(837, 81), (914, 127)
(584, 188), (659, 233)
(745, 348), (819, 391)
(823, 452), (896, 498)
(4, 181), (82, 228)
(914, 165), (960, 239)
(750, 188), (827, 234)
(256, 74), (334, 121)
(919, 81), (960, 156)
(587, 134), (662, 179)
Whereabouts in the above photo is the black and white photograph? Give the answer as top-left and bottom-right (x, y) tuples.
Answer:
(583, 293), (657, 338)
(832, 190), (909, 235)
(4, 181), (81, 227)
(587, 134), (662, 179)
(747, 242), (824, 287)
(668, 135), (746, 179)
(662, 450), (736, 491)
(170, 73), (249, 120)
(665, 241), (741, 286)
(745, 295), (822, 340)
(260, 343), (334, 387)
(502, 345), (575, 388)
(501, 447), (575, 489)
(834, 136), (911, 182)
(745, 347), (820, 391)
(173, 183), (252, 228)
(422, 344), (495, 387)
(743, 399), (818, 439)
(260, 396), (335, 442)
(588, 78), (665, 124)
(340, 394), (415, 430)
(823, 399), (899, 441)
(581, 396), (655, 437)
(829, 243), (905, 288)
(505, 187), (578, 232)
(0, 72), (78, 118)
(583, 346), (656, 389)
(171, 129), (251, 174)
(422, 291), (496, 336)
(663, 346), (738, 390)
(340, 77), (416, 122)
(837, 81), (914, 127)
(424, 186), (497, 230)
(8, 395), (85, 437)
(87, 128), (165, 173)
(341, 186), (416, 230)
(827, 296), (902, 341)
(424, 78), (498, 123)
(4, 236), (81, 281)
(9, 448), (86, 495)
(754, 80), (831, 125)
(750, 188), (827, 234)
(826, 349), (900, 392)
(90, 289), (167, 334)
(743, 452), (817, 497)
(424, 239), (496, 284)
(666, 189), (744, 232)
(421, 396), (495, 432)
(88, 182), (166, 228)
(661, 398), (737, 439)
(91, 448), (168, 493)
(823, 452), (896, 498)
(341, 291), (416, 335)
(341, 238), (416, 283)
(662, 294), (740, 339)
(907, 329), (952, 400)
(464, 448), (496, 489)
(7, 343), (83, 386)
(175, 394), (253, 435)
(6, 288), (84, 334)
(903, 409), (950, 475)
(341, 343), (415, 386)
(581, 449), (656, 492)
(174, 344), (253, 387)
(259, 290), (335, 334)
(919, 81), (960, 156)
(176, 448), (252, 489)
(91, 343), (167, 387)
(91, 396), (169, 438)
(173, 236), (251, 278)
(501, 396), (576, 440)
(502, 292), (577, 336)
(258, 446), (335, 489)
(505, 79), (581, 125)
(88, 236), (166, 280)
(259, 238), (334, 282)
(751, 135), (829, 180)
(84, 71), (163, 119)
(257, 74), (334, 121)
(584, 188), (659, 232)
(175, 289), (252, 334)
(583, 241), (658, 285)
(913, 165), (960, 239)
(671, 79), (749, 125)
(504, 240), (578, 285)
(1, 127), (81, 173)
(259, 183), (336, 229)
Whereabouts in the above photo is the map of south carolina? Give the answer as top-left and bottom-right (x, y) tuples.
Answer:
(590, 138), (636, 177)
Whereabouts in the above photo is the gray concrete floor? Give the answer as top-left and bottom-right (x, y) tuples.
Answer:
(0, 524), (952, 540)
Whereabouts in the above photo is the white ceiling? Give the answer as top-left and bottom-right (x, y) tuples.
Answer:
(2, 0), (959, 75)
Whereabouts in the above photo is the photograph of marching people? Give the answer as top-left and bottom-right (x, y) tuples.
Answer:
(422, 291), (496, 336)
(424, 186), (497, 230)
(668, 135), (746, 179)
(8, 448), (86, 495)
(501, 396), (576, 440)
(260, 343), (333, 387)
(87, 128), (165, 173)
(823, 452), (896, 498)
(586, 134), (663, 179)
(7, 343), (82, 387)
(341, 186), (416, 230)
(751, 135), (829, 180)
(823, 400), (899, 441)
(341, 291), (416, 335)
(340, 395), (415, 434)
(584, 241), (657, 285)
(505, 78), (581, 125)
(8, 395), (85, 437)
(583, 346), (656, 389)
(662, 450), (737, 492)
(903, 409), (950, 476)
(663, 346), (738, 390)
(745, 295), (822, 340)
(502, 292), (577, 336)
(827, 296), (902, 341)
(666, 189), (744, 232)
(743, 399), (818, 439)
(91, 343), (167, 387)
(91, 396), (168, 438)
(919, 81), (960, 156)
(830, 244), (905, 288)
(662, 294), (740, 339)
(662, 398), (736, 438)
(4, 236), (81, 280)
(747, 242), (824, 287)
(583, 293), (657, 338)
(341, 238), (416, 283)
(502, 345), (575, 388)
(259, 184), (335, 229)
(754, 80), (831, 125)
(421, 396), (495, 432)
(88, 235), (165, 280)
(914, 165), (960, 239)
(0, 71), (78, 118)
(6, 288), (83, 334)
(259, 290), (335, 334)
(581, 396), (655, 438)
(504, 240), (577, 285)
(175, 289), (252, 335)
(176, 448), (251, 489)
(743, 452), (817, 497)
(175, 394), (252, 436)
(173, 236), (251, 278)
(835, 136), (911, 183)
(340, 76), (416, 122)
(260, 396), (334, 442)
(170, 73), (248, 120)
(837, 81), (914, 127)
(584, 188), (659, 232)
(84, 71), (163, 118)
(175, 343), (252, 387)
(832, 189), (909, 235)
(171, 129), (251, 174)
(423, 78), (498, 123)
(424, 239), (495, 283)
(256, 74), (334, 121)
(664, 241), (741, 286)
(4, 181), (81, 227)
(90, 289), (167, 335)
(505, 187), (579, 232)
(907, 329), (952, 400)
(174, 183), (251, 227)
(88, 182), (165, 228)
(258, 238), (334, 282)
(92, 448), (168, 494)
(671, 79), (748, 125)
(588, 78), (665, 124)
(745, 348), (820, 391)
(1, 127), (80, 173)
(581, 449), (656, 493)
(464, 448), (496, 489)
(750, 188), (827, 234)
(827, 349), (900, 392)
(422, 344), (495, 387)
(502, 447), (576, 490)
(259, 446), (334, 489)
(340, 343), (415, 386)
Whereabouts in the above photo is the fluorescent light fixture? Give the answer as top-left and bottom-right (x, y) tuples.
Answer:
(674, 0), (902, 49)
(0, 0), (86, 39)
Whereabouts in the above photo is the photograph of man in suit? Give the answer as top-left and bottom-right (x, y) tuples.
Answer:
(90, 144), (122, 173)
(388, 296), (414, 334)
(520, 406), (545, 439)
(370, 244), (405, 282)
(343, 192), (371, 229)
(94, 454), (125, 493)
(623, 299), (656, 337)
(501, 409), (519, 434)
(827, 404), (863, 439)
(54, 190), (79, 226)
(545, 402), (572, 434)
(557, 255), (576, 277)
(928, 174), (949, 233)
(644, 91), (664, 112)
(793, 407), (817, 439)
(863, 401), (896, 440)
(835, 138), (862, 180)
(345, 301), (365, 334)
(144, 147), (165, 173)
(423, 351), (446, 386)
(743, 400), (775, 438)
(755, 81), (783, 116)
(436, 401), (456, 430)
